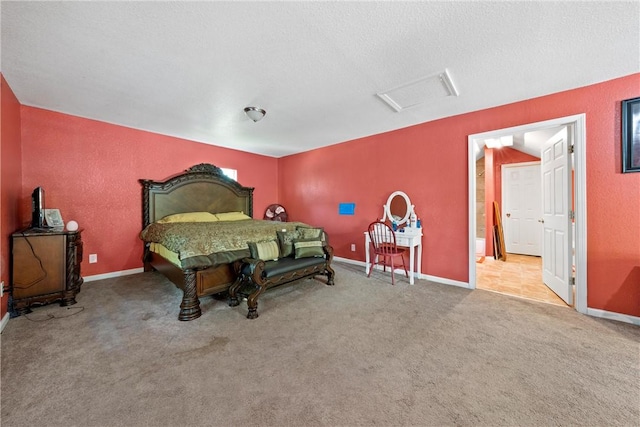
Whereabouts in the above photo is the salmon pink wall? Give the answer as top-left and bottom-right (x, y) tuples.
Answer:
(279, 74), (640, 318)
(1, 74), (23, 320)
(484, 147), (540, 257)
(279, 117), (469, 282)
(20, 107), (279, 277)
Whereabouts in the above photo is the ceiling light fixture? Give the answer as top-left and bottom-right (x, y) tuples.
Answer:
(244, 107), (266, 122)
(485, 135), (514, 148)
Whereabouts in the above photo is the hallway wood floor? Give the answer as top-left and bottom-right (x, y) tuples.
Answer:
(476, 253), (568, 307)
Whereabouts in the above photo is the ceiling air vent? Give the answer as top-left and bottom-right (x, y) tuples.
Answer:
(377, 69), (459, 112)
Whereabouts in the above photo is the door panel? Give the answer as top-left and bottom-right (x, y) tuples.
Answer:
(542, 127), (573, 305)
(502, 163), (541, 256)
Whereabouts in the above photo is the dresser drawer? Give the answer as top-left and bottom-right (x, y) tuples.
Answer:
(396, 236), (410, 247)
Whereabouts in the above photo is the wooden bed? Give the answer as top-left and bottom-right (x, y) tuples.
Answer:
(140, 163), (254, 321)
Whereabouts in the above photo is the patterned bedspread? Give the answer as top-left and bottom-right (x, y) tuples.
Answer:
(140, 219), (308, 269)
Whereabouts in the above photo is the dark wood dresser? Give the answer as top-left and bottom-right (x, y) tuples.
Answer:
(10, 228), (83, 316)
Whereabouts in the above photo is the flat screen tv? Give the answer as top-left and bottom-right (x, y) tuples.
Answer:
(31, 187), (45, 228)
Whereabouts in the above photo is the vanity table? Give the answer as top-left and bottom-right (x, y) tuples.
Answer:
(364, 226), (422, 284)
(364, 191), (423, 285)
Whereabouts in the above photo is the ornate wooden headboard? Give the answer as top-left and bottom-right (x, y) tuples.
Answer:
(140, 163), (254, 229)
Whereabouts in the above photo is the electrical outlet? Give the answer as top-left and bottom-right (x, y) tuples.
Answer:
(89, 254), (98, 264)
(350, 244), (356, 252)
(0, 281), (4, 297)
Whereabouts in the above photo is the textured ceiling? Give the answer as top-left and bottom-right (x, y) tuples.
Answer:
(1, 1), (639, 158)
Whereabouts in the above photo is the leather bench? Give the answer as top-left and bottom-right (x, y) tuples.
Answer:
(228, 245), (335, 319)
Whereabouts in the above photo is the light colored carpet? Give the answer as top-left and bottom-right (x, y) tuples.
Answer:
(1, 262), (638, 426)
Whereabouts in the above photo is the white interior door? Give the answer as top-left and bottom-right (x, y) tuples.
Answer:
(542, 128), (573, 305)
(502, 163), (542, 256)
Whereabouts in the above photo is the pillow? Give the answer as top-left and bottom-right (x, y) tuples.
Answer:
(156, 212), (218, 223)
(276, 229), (301, 258)
(248, 240), (280, 261)
(293, 238), (325, 259)
(297, 227), (324, 240)
(215, 211), (251, 221)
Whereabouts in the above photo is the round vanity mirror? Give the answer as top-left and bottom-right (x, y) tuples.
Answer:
(384, 191), (412, 225)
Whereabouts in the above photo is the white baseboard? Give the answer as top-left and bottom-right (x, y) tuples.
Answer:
(83, 268), (144, 283)
(80, 261), (640, 326)
(0, 312), (10, 334)
(586, 307), (640, 326)
(335, 256), (640, 325)
(422, 274), (471, 289)
(333, 256), (364, 267)
(333, 256), (467, 288)
(0, 268), (144, 331)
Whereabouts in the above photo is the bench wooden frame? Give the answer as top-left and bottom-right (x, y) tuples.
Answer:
(228, 245), (335, 318)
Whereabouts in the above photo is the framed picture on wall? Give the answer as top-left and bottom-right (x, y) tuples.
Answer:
(622, 96), (640, 173)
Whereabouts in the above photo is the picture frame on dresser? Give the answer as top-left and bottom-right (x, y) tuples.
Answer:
(622, 96), (640, 173)
(44, 208), (64, 227)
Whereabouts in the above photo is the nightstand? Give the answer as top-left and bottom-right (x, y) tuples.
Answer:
(10, 228), (83, 316)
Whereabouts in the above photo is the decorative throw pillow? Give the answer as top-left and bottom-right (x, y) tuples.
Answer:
(156, 212), (218, 223)
(297, 227), (325, 241)
(248, 240), (280, 261)
(215, 211), (251, 221)
(293, 238), (325, 259)
(277, 229), (301, 258)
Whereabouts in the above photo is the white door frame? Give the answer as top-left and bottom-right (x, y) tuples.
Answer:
(467, 114), (587, 314)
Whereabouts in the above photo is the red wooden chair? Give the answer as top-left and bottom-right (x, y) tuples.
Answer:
(367, 221), (408, 285)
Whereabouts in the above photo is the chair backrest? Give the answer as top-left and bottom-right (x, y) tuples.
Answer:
(367, 221), (397, 255)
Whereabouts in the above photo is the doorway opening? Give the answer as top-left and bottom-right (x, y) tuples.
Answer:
(476, 254), (567, 306)
(468, 115), (587, 314)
